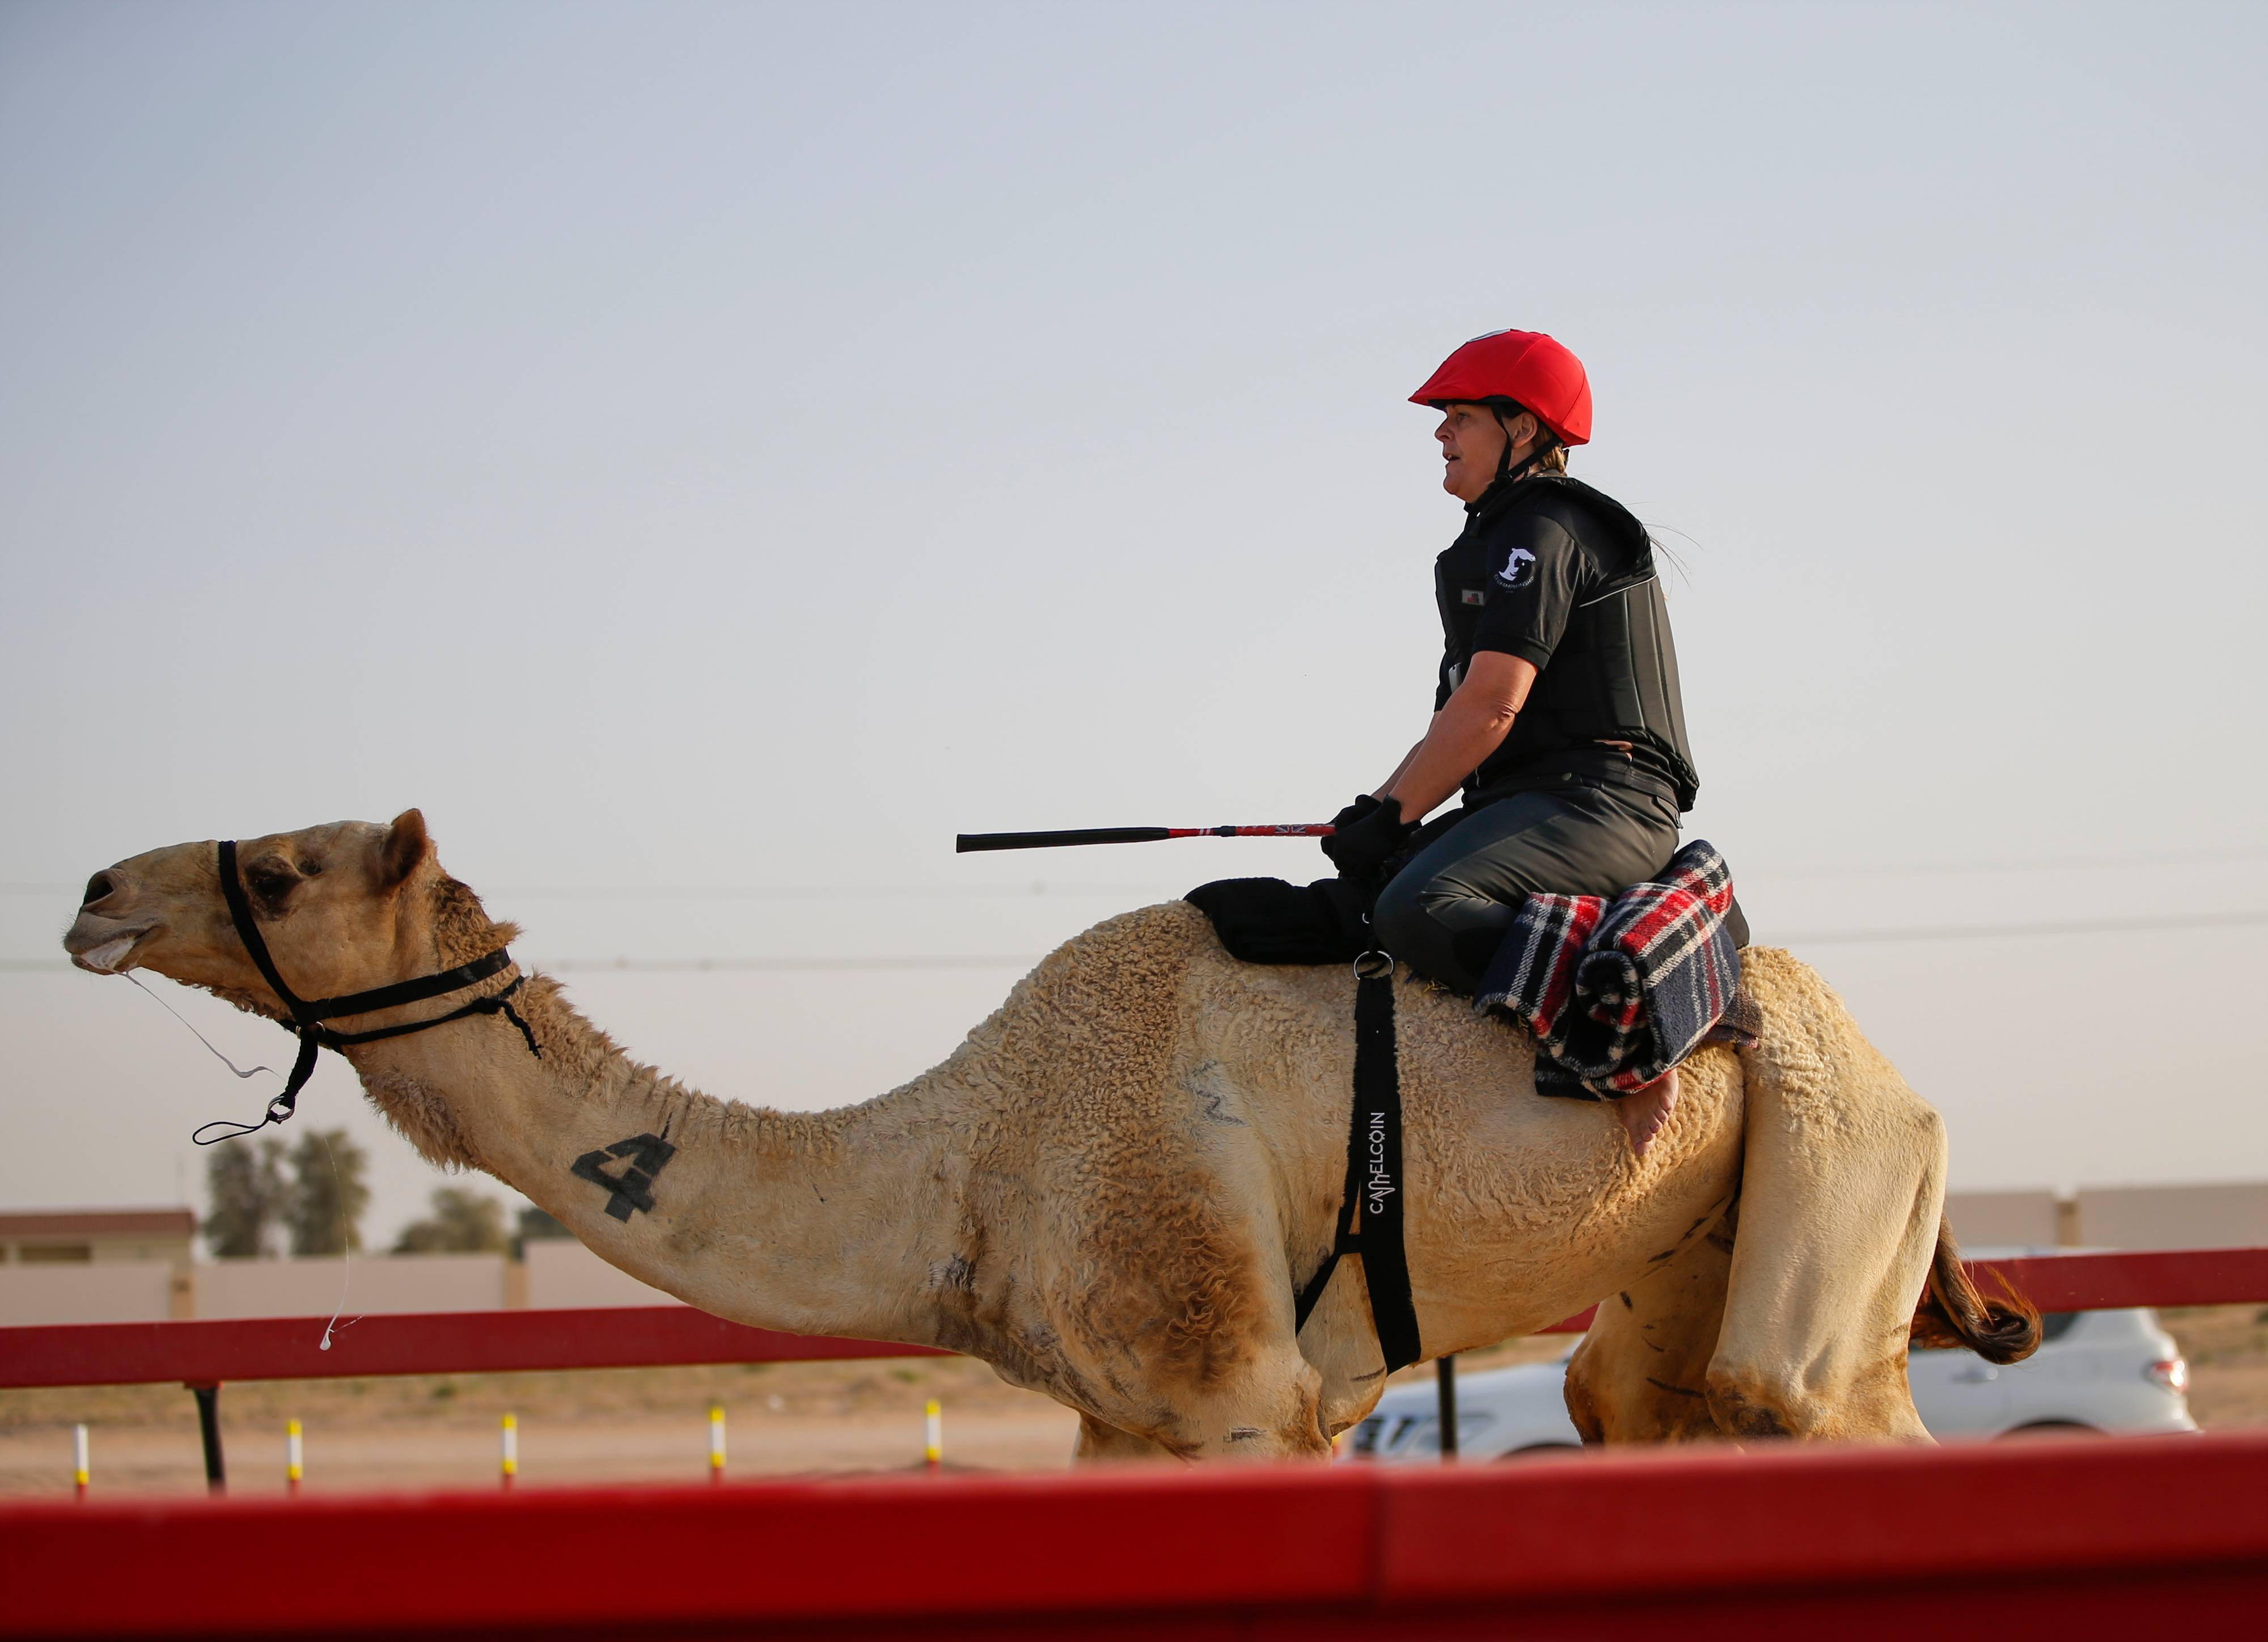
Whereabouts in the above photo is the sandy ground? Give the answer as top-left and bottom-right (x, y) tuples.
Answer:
(3, 1311), (2259, 1499)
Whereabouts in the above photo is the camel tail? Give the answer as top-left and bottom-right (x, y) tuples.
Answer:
(1910, 1217), (2041, 1364)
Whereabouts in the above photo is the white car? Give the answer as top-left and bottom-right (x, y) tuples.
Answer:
(1348, 1306), (2197, 1461)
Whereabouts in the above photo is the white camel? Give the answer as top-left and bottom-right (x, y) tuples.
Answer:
(65, 811), (2033, 1461)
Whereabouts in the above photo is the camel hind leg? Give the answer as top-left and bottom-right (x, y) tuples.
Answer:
(1708, 949), (1939, 1441)
(1564, 1189), (1738, 1444)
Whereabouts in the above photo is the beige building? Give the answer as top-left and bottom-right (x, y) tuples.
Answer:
(1943, 1183), (2268, 1252)
(0, 1207), (196, 1266)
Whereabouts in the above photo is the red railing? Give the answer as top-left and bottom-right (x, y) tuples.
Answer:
(2, 1432), (2263, 1637)
(5, 1246), (2265, 1390)
(3, 1247), (2266, 1639)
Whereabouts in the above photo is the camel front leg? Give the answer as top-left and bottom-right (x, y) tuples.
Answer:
(1064, 1339), (1334, 1464)
(1071, 1414), (1182, 1463)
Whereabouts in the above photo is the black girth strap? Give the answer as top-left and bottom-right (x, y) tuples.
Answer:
(193, 839), (540, 1146)
(1290, 953), (1422, 1373)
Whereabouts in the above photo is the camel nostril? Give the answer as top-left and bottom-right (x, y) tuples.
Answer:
(82, 872), (119, 908)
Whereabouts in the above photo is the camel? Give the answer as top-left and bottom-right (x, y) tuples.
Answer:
(64, 811), (2035, 1461)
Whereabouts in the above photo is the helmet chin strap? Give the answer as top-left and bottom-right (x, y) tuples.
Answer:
(1491, 404), (1551, 486)
(1466, 405), (1555, 506)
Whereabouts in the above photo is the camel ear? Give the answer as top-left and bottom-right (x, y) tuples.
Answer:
(379, 809), (431, 888)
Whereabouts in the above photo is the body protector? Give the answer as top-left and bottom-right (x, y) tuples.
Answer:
(1433, 474), (1700, 810)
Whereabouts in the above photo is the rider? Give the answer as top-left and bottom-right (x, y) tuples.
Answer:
(1322, 328), (1742, 1002)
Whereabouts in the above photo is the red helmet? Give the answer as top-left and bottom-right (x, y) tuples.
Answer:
(1409, 329), (1593, 447)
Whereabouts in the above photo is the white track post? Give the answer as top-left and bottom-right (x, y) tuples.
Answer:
(500, 1412), (518, 1491)
(286, 1419), (303, 1497)
(924, 1399), (942, 1471)
(709, 1403), (726, 1485)
(73, 1424), (88, 1501)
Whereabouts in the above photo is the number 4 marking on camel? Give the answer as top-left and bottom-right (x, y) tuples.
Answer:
(572, 1133), (678, 1221)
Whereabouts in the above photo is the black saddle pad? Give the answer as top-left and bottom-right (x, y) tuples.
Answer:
(1184, 875), (1370, 966)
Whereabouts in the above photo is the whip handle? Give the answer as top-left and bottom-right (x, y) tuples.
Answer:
(955, 827), (1174, 853)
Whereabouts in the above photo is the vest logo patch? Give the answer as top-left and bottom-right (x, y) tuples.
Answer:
(1460, 589), (1486, 606)
(1496, 547), (1538, 589)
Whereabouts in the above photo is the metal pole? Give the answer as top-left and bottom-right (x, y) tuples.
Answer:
(188, 1383), (225, 1493)
(1437, 1355), (1459, 1460)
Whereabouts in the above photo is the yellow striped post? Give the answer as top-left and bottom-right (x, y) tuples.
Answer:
(73, 1424), (88, 1500)
(924, 1399), (942, 1471)
(500, 1412), (518, 1489)
(286, 1419), (303, 1496)
(708, 1403), (726, 1484)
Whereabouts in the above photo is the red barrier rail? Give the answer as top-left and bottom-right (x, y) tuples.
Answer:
(4, 1247), (2263, 1391)
(0, 1304), (947, 1391)
(2, 1432), (2262, 1639)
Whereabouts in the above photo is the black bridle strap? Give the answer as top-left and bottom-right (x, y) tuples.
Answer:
(1289, 957), (1421, 1373)
(193, 840), (538, 1146)
(312, 977), (540, 1057)
(215, 839), (305, 1022)
(297, 951), (516, 1023)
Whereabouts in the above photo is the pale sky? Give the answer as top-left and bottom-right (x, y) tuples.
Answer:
(3, 1), (2263, 1249)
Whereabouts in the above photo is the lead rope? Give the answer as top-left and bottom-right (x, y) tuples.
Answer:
(125, 971), (287, 1092)
(314, 1129), (363, 1352)
(122, 972), (363, 1349)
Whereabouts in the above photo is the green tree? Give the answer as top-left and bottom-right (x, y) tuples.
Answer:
(392, 1187), (510, 1254)
(202, 1138), (286, 1258)
(285, 1129), (370, 1256)
(514, 1206), (574, 1259)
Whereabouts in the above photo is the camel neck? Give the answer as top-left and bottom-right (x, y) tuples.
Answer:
(342, 973), (965, 1349)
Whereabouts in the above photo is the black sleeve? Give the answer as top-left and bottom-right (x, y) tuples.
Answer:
(1467, 511), (1591, 672)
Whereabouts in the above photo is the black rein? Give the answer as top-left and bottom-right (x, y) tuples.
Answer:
(192, 839), (540, 1145)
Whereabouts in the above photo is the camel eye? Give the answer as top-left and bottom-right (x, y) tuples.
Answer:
(246, 864), (299, 904)
(300, 861), (323, 877)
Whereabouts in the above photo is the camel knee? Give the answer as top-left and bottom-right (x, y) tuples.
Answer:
(1072, 1414), (1179, 1464)
(1203, 1368), (1331, 1462)
(1562, 1359), (1607, 1446)
(1704, 1364), (1800, 1440)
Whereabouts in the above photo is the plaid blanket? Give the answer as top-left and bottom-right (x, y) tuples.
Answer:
(1474, 840), (1758, 1101)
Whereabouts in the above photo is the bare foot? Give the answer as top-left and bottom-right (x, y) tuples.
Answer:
(1616, 1068), (1679, 1159)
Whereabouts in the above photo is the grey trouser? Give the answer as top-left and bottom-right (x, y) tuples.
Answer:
(1372, 765), (1730, 995)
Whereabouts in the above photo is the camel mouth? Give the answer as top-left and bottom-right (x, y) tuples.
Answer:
(67, 924), (158, 975)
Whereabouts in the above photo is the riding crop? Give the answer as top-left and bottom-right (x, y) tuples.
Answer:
(955, 824), (1334, 853)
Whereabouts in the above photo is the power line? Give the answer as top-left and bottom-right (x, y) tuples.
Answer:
(540, 955), (1034, 972)
(1774, 907), (2268, 945)
(8, 904), (2263, 975)
(1757, 845), (2268, 879)
(1, 881), (1179, 901)
(7, 844), (2263, 902)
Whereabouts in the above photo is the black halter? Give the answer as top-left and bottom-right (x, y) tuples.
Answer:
(191, 839), (541, 1145)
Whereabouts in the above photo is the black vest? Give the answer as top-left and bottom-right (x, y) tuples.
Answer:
(1435, 475), (1701, 810)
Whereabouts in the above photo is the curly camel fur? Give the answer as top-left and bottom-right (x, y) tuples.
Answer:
(64, 812), (2034, 1461)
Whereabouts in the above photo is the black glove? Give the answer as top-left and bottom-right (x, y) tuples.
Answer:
(1320, 794), (1413, 881)
(1322, 793), (1380, 849)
